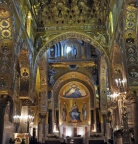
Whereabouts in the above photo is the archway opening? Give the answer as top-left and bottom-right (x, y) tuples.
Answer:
(36, 36), (109, 137)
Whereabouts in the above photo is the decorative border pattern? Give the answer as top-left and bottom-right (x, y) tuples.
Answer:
(33, 31), (108, 83)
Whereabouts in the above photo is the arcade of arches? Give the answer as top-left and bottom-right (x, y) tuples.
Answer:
(0, 0), (138, 144)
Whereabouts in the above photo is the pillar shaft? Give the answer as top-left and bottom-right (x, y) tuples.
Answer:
(117, 135), (123, 144)
(20, 106), (29, 133)
(39, 114), (46, 138)
(127, 90), (138, 144)
(118, 99), (122, 128)
(0, 97), (9, 144)
(114, 130), (123, 144)
(0, 107), (5, 144)
(106, 123), (111, 140)
(103, 114), (107, 136)
(114, 107), (120, 129)
(130, 97), (138, 144)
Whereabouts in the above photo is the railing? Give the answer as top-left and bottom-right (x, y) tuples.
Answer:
(48, 57), (97, 63)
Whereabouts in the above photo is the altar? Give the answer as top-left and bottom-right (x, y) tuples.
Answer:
(59, 124), (90, 138)
(57, 82), (91, 139)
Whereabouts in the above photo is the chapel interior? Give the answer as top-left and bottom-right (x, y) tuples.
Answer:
(0, 0), (138, 144)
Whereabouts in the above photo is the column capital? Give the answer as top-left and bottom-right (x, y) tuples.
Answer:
(126, 90), (137, 103)
(21, 99), (34, 106)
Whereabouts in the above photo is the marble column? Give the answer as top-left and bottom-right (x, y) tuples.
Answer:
(39, 114), (46, 137)
(0, 97), (8, 144)
(106, 123), (111, 140)
(51, 90), (54, 133)
(122, 102), (130, 144)
(129, 91), (138, 144)
(20, 106), (29, 133)
(94, 109), (97, 132)
(38, 114), (47, 142)
(114, 130), (123, 144)
(61, 43), (64, 59)
(45, 112), (49, 136)
(116, 105), (121, 129)
(38, 121), (43, 142)
(103, 114), (107, 136)
(118, 98), (122, 128)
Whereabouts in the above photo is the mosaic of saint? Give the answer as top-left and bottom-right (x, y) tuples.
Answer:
(62, 83), (87, 98)
(59, 82), (90, 124)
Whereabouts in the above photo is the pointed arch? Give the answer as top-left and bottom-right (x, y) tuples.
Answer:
(52, 71), (96, 109)
(33, 31), (109, 90)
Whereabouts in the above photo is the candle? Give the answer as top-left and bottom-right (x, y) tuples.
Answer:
(119, 79), (121, 86)
(115, 79), (118, 87)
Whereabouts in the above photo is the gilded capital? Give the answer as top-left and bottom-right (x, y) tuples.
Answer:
(126, 90), (137, 103)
